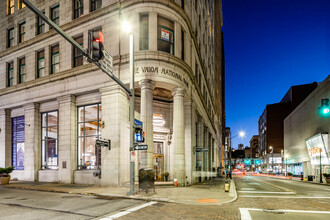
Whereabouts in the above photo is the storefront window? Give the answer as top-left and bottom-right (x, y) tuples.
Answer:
(41, 111), (58, 169)
(12, 116), (25, 170)
(157, 16), (174, 55)
(78, 104), (102, 169)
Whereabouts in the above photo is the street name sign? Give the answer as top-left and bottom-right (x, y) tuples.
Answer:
(134, 119), (143, 127)
(134, 145), (148, 151)
(101, 50), (113, 74)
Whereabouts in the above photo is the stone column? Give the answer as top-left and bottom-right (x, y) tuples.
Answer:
(0, 109), (11, 168)
(57, 95), (77, 183)
(184, 99), (193, 185)
(100, 85), (129, 186)
(24, 103), (41, 181)
(139, 79), (155, 169)
(172, 87), (185, 186)
(149, 12), (158, 51)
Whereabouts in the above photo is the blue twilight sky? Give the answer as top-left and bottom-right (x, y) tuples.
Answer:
(222, 0), (330, 149)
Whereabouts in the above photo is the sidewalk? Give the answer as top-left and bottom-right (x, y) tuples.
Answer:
(2, 177), (237, 206)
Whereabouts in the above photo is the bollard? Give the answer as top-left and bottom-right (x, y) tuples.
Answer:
(225, 180), (230, 192)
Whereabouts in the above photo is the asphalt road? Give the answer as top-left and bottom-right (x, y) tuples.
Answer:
(1, 175), (330, 220)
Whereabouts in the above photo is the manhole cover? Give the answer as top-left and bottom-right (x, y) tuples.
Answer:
(263, 209), (286, 214)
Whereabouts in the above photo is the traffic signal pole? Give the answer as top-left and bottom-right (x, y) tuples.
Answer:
(22, 0), (135, 193)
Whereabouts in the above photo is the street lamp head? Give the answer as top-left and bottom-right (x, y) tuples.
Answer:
(269, 146), (273, 149)
(238, 131), (245, 138)
(121, 21), (132, 33)
(285, 154), (289, 159)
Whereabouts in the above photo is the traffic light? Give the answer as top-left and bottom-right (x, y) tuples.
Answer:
(319, 98), (330, 117)
(91, 31), (104, 61)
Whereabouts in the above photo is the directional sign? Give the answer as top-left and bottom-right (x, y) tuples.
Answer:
(96, 139), (111, 150)
(134, 145), (148, 151)
(134, 119), (143, 127)
(101, 50), (113, 74)
(196, 148), (209, 152)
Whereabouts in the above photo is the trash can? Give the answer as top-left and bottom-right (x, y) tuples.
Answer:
(139, 168), (155, 193)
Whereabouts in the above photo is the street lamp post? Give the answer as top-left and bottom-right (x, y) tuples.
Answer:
(320, 147), (322, 183)
(122, 22), (135, 195)
(269, 146), (274, 174)
(228, 131), (245, 176)
(285, 154), (288, 177)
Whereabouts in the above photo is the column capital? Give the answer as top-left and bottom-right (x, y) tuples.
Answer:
(24, 103), (40, 111)
(139, 79), (155, 90)
(172, 87), (185, 97)
(57, 94), (76, 104)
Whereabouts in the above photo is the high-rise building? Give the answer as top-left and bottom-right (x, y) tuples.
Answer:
(0, 0), (224, 186)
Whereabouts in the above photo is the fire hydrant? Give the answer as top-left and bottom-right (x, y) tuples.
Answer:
(225, 180), (230, 192)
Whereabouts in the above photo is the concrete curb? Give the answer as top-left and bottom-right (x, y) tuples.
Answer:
(222, 179), (238, 204)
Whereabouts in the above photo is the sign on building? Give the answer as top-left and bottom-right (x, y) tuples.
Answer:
(161, 29), (170, 41)
(305, 133), (329, 165)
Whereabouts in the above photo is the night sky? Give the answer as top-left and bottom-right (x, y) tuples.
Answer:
(222, 0), (330, 149)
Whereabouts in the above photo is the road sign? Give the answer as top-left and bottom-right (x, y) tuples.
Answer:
(100, 50), (113, 74)
(134, 119), (143, 127)
(196, 148), (208, 152)
(134, 145), (148, 151)
(96, 139), (111, 150)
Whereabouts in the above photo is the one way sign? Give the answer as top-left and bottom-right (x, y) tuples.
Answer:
(134, 145), (148, 151)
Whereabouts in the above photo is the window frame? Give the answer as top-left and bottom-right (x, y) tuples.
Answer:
(7, 27), (14, 48)
(19, 21), (26, 43)
(37, 50), (45, 78)
(77, 103), (102, 170)
(139, 13), (149, 50)
(51, 4), (60, 27)
(41, 111), (59, 170)
(7, 0), (14, 15)
(73, 0), (84, 19)
(37, 10), (45, 35)
(50, 44), (60, 74)
(73, 35), (84, 67)
(157, 25), (174, 55)
(90, 0), (102, 12)
(7, 62), (14, 87)
(18, 57), (25, 84)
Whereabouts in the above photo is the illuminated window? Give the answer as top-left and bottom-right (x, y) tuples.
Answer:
(41, 111), (58, 169)
(18, 0), (25, 10)
(7, 0), (14, 15)
(78, 104), (102, 170)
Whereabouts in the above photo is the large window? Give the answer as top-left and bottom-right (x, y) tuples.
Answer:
(19, 21), (26, 43)
(41, 111), (58, 169)
(7, 62), (14, 87)
(139, 14), (149, 50)
(37, 11), (45, 35)
(73, 0), (84, 19)
(90, 0), (102, 12)
(51, 44), (59, 74)
(7, 0), (14, 15)
(51, 5), (59, 27)
(157, 16), (174, 55)
(7, 27), (14, 48)
(18, 57), (25, 84)
(78, 104), (102, 169)
(73, 35), (83, 67)
(37, 50), (45, 78)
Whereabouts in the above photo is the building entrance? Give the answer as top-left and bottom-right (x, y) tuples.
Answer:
(153, 142), (164, 181)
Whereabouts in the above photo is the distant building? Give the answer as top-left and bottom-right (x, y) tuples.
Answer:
(259, 82), (318, 173)
(244, 147), (252, 158)
(238, 144), (244, 150)
(249, 135), (259, 158)
(284, 75), (330, 182)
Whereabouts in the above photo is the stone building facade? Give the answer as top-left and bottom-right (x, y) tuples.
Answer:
(0, 0), (224, 186)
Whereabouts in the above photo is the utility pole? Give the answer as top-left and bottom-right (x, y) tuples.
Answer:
(320, 148), (322, 183)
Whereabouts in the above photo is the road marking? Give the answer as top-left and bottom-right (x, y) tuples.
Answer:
(238, 191), (295, 194)
(252, 177), (293, 192)
(240, 208), (330, 220)
(247, 183), (260, 185)
(100, 201), (157, 219)
(241, 188), (255, 191)
(240, 195), (330, 198)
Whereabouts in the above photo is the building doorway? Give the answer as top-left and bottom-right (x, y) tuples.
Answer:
(153, 142), (164, 181)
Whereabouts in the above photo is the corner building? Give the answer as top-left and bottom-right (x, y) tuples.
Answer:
(0, 0), (224, 186)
